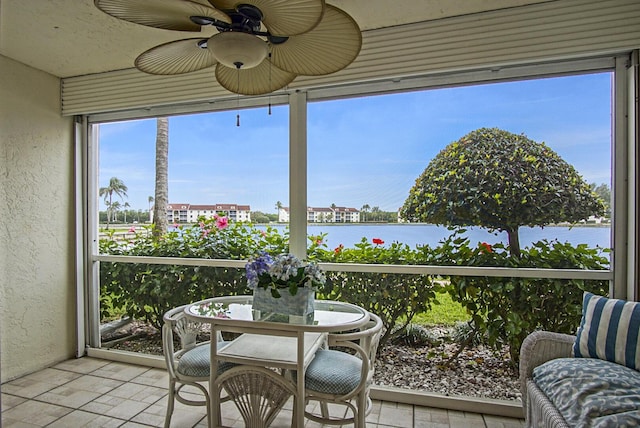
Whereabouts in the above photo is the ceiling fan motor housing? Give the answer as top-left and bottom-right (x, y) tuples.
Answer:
(207, 31), (268, 69)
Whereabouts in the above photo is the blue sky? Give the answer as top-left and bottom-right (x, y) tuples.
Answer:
(98, 72), (612, 214)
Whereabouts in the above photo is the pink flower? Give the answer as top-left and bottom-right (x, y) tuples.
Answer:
(216, 216), (228, 230)
(199, 222), (205, 229)
(128, 226), (136, 233)
(316, 238), (323, 245)
(372, 238), (384, 245)
(173, 223), (179, 228)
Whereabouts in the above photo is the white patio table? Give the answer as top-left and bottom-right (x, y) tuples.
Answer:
(184, 295), (370, 428)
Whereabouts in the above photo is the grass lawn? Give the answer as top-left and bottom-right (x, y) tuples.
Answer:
(414, 292), (470, 326)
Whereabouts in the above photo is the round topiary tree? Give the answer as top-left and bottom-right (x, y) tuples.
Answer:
(400, 127), (605, 256)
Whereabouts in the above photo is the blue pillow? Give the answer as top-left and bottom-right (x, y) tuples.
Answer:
(573, 292), (640, 370)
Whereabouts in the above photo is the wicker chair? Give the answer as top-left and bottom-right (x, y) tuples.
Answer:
(162, 305), (234, 428)
(215, 365), (298, 427)
(301, 312), (383, 427)
(519, 330), (575, 428)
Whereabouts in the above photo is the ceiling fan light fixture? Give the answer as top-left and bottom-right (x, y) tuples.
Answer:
(208, 31), (268, 69)
(94, 0), (362, 95)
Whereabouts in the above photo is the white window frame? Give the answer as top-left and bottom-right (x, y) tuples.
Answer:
(81, 55), (629, 354)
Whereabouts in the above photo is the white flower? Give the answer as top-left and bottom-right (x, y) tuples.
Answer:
(245, 252), (325, 296)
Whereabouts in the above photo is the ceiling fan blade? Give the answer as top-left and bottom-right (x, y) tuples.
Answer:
(215, 60), (296, 95)
(135, 39), (218, 75)
(95, 0), (231, 31)
(269, 5), (361, 76)
(208, 0), (324, 36)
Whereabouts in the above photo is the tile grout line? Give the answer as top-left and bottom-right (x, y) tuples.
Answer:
(27, 364), (158, 427)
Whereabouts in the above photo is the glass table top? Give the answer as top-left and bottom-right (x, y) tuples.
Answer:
(186, 295), (368, 330)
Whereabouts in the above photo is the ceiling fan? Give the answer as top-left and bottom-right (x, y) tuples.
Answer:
(94, 0), (362, 95)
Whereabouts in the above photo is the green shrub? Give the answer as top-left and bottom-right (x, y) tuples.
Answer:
(450, 321), (485, 347)
(99, 219), (287, 329)
(391, 323), (441, 346)
(428, 230), (609, 364)
(100, 221), (610, 367)
(314, 238), (442, 346)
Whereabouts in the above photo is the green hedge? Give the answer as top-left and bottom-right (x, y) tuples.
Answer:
(99, 219), (288, 329)
(314, 238), (440, 345)
(99, 220), (609, 364)
(423, 230), (609, 362)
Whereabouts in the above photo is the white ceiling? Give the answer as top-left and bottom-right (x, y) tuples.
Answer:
(0, 0), (552, 79)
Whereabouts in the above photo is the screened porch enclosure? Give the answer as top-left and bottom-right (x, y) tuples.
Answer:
(2, 0), (640, 424)
(90, 65), (616, 415)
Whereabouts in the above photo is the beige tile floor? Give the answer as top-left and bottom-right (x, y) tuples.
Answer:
(2, 357), (525, 427)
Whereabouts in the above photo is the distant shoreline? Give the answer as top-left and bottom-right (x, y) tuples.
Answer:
(100, 222), (611, 248)
(100, 221), (611, 230)
(299, 222), (610, 228)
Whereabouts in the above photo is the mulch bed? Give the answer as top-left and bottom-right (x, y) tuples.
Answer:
(102, 320), (521, 402)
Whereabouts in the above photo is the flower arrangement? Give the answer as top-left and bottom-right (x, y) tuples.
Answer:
(245, 252), (326, 298)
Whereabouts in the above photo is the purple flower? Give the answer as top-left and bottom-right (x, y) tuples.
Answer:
(245, 252), (273, 289)
(245, 252), (325, 295)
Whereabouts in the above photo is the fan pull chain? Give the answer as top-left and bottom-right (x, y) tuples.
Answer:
(235, 63), (241, 127)
(268, 52), (272, 116)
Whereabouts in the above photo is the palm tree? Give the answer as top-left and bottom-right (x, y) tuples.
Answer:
(360, 204), (370, 222)
(99, 177), (128, 229)
(103, 200), (112, 224)
(275, 201), (283, 221)
(152, 117), (169, 237)
(148, 196), (154, 220)
(123, 202), (130, 223)
(371, 206), (381, 222)
(110, 201), (121, 222)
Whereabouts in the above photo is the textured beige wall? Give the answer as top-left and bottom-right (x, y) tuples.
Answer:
(0, 55), (75, 381)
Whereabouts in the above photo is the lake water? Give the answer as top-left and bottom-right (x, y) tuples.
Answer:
(259, 224), (611, 250)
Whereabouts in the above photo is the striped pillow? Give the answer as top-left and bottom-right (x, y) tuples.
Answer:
(573, 292), (640, 371)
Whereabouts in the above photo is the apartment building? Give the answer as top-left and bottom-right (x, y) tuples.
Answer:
(279, 206), (361, 223)
(166, 203), (251, 223)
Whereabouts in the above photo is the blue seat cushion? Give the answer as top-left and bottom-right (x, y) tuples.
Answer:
(177, 341), (235, 378)
(303, 349), (362, 395)
(533, 357), (640, 427)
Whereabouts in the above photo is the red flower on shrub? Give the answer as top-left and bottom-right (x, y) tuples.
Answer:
(372, 238), (384, 245)
(334, 244), (344, 254)
(480, 242), (493, 253)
